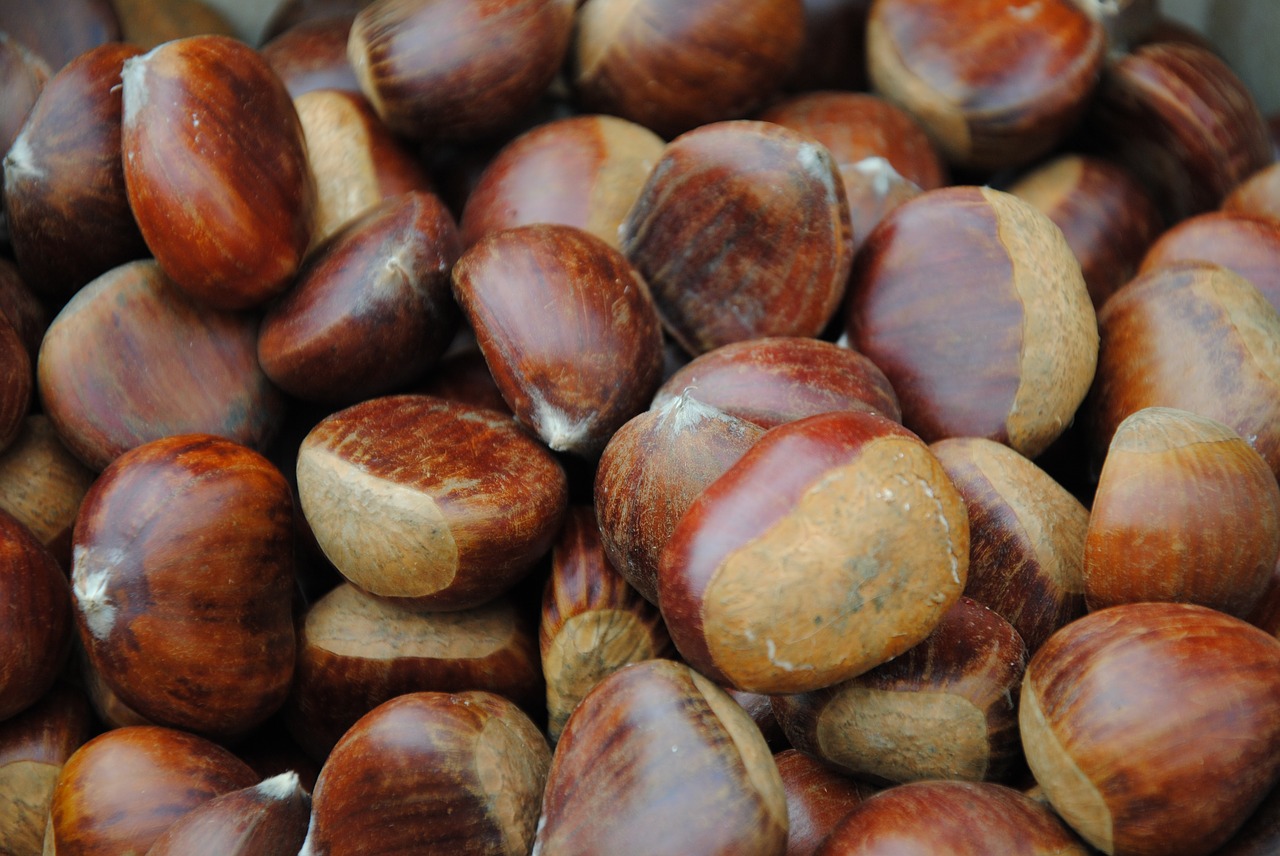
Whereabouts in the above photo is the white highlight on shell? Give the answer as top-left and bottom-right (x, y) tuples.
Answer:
(2, 129), (40, 181)
(71, 545), (124, 641)
(255, 771), (301, 801)
(797, 142), (841, 210)
(119, 50), (156, 128)
(297, 810), (320, 856)
(765, 638), (813, 673)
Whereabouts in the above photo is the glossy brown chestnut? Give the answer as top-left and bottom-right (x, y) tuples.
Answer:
(347, 0), (574, 142)
(258, 191), (462, 404)
(121, 35), (315, 310)
(301, 690), (551, 856)
(774, 749), (871, 856)
(0, 510), (71, 722)
(1224, 163), (1280, 224)
(0, 35), (49, 172)
(573, 0), (805, 138)
(847, 186), (1098, 459)
(112, 0), (237, 50)
(1137, 211), (1280, 310)
(296, 394), (568, 610)
(0, 318), (30, 455)
(866, 0), (1105, 171)
(262, 14), (361, 97)
(533, 659), (788, 855)
(931, 437), (1088, 652)
(0, 260), (47, 363)
(660, 410), (969, 694)
(452, 223), (665, 457)
(144, 772), (312, 856)
(0, 0), (119, 71)
(44, 725), (258, 856)
(36, 260), (286, 472)
(1021, 603), (1280, 856)
(621, 120), (853, 355)
(71, 434), (297, 739)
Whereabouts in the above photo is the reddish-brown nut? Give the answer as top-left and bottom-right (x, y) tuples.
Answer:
(258, 191), (462, 404)
(461, 114), (664, 250)
(121, 35), (315, 310)
(533, 659), (788, 855)
(594, 394), (765, 605)
(1008, 154), (1164, 309)
(774, 749), (871, 856)
(262, 14), (361, 97)
(45, 725), (258, 856)
(0, 36), (50, 192)
(1137, 211), (1280, 311)
(0, 317), (30, 455)
(786, 0), (873, 92)
(866, 0), (1105, 171)
(36, 260), (286, 472)
(0, 260), (47, 363)
(453, 223), (665, 457)
(347, 0), (574, 142)
(660, 410), (969, 694)
(541, 506), (673, 742)
(1248, 560), (1280, 638)
(773, 597), (1027, 785)
(621, 121), (853, 356)
(1085, 42), (1272, 223)
(1088, 261), (1280, 482)
(651, 337), (902, 429)
(71, 435), (297, 740)
(573, 0), (804, 139)
(297, 394), (568, 610)
(1021, 603), (1280, 856)
(0, 0), (119, 70)
(283, 583), (544, 762)
(1084, 407), (1280, 618)
(1225, 163), (1280, 224)
(112, 0), (237, 49)
(816, 781), (1091, 855)
(847, 186), (1098, 459)
(144, 772), (312, 856)
(301, 691), (551, 856)
(931, 437), (1088, 652)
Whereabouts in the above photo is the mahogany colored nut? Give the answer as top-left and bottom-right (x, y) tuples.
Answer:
(651, 336), (902, 430)
(1137, 211), (1280, 311)
(71, 434), (297, 740)
(0, 0), (119, 71)
(1085, 42), (1272, 222)
(931, 437), (1088, 653)
(660, 410), (969, 694)
(36, 260), (286, 472)
(300, 691), (551, 856)
(45, 725), (258, 856)
(295, 88), (437, 247)
(145, 772), (312, 856)
(1224, 163), (1280, 225)
(1088, 261), (1280, 482)
(347, 0), (574, 142)
(773, 597), (1027, 786)
(0, 260), (47, 362)
(1084, 407), (1280, 618)
(262, 14), (361, 98)
(0, 318), (30, 455)
(258, 191), (462, 404)
(1008, 154), (1163, 309)
(573, 0), (805, 139)
(453, 223), (665, 457)
(284, 583), (544, 761)
(112, 0), (237, 50)
(0, 510), (71, 722)
(461, 114), (664, 250)
(0, 35), (50, 239)
(296, 394), (568, 610)
(541, 506), (673, 742)
(533, 659), (788, 855)
(1021, 603), (1280, 856)
(121, 35), (316, 310)
(816, 781), (1091, 856)
(867, 0), (1105, 171)
(774, 749), (871, 856)
(847, 186), (1098, 459)
(594, 394), (765, 605)
(621, 121), (853, 356)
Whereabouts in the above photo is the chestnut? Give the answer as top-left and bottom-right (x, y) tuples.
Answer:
(0, 36), (50, 199)
(0, 0), (119, 71)
(262, 14), (362, 98)
(0, 317), (30, 455)
(1021, 603), (1280, 856)
(1224, 163), (1280, 225)
(415, 347), (512, 415)
(774, 749), (871, 856)
(144, 772), (312, 856)
(0, 260), (47, 362)
(0, 510), (71, 722)
(264, 0), (375, 41)
(1136, 211), (1280, 311)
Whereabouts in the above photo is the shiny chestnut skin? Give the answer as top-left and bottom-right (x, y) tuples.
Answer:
(0, 260), (48, 363)
(774, 749), (871, 856)
(262, 14), (361, 97)
(1137, 211), (1280, 311)
(347, 0), (574, 142)
(0, 317), (30, 455)
(144, 772), (312, 856)
(121, 35), (316, 310)
(1021, 603), (1280, 856)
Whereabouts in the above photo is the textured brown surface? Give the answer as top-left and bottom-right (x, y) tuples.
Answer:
(0, 511), (71, 723)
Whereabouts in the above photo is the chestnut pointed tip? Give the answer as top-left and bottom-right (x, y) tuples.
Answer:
(71, 545), (121, 641)
(256, 770), (304, 800)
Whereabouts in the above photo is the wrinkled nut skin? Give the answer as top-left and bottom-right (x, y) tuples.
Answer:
(533, 659), (789, 856)
(1137, 211), (1280, 312)
(0, 319), (30, 456)
(0, 0), (119, 71)
(866, 0), (1105, 172)
(847, 186), (1098, 460)
(301, 691), (551, 856)
(1020, 603), (1280, 856)
(660, 410), (969, 695)
(258, 191), (462, 404)
(297, 394), (568, 610)
(621, 120), (854, 356)
(453, 224), (665, 458)
(773, 597), (1027, 786)
(651, 337), (902, 429)
(774, 749), (871, 856)
(347, 0), (574, 142)
(573, 0), (805, 139)
(262, 14), (361, 98)
(144, 772), (312, 856)
(121, 35), (315, 311)
(3, 43), (149, 304)
(44, 725), (258, 856)
(36, 260), (286, 472)
(70, 435), (297, 740)
(0, 510), (72, 723)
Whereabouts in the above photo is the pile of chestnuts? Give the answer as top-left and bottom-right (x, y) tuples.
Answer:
(1, 0), (1279, 854)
